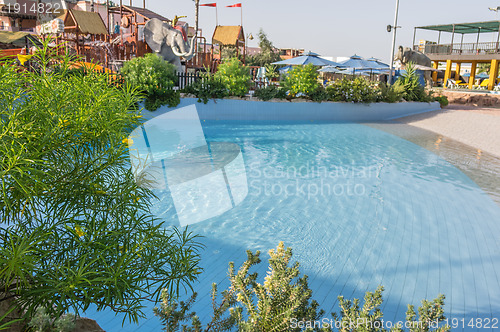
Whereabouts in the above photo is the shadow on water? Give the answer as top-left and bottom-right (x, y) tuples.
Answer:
(86, 120), (500, 331)
(88, 234), (494, 331)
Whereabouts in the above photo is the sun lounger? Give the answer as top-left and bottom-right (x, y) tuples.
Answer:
(447, 79), (458, 88)
(447, 79), (467, 89)
(472, 78), (489, 89)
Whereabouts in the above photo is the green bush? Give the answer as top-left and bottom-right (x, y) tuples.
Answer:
(182, 72), (228, 103)
(264, 63), (279, 81)
(308, 86), (329, 103)
(0, 40), (202, 326)
(396, 62), (432, 102)
(121, 53), (180, 110)
(154, 242), (449, 332)
(283, 64), (321, 98)
(214, 57), (251, 97)
(254, 84), (287, 101)
(326, 77), (376, 103)
(377, 82), (405, 103)
(433, 95), (449, 107)
(28, 307), (75, 332)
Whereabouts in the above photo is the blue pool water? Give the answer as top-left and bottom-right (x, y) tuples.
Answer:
(92, 119), (500, 331)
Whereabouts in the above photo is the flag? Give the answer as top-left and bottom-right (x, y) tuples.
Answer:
(200, 3), (217, 6)
(226, 3), (241, 7)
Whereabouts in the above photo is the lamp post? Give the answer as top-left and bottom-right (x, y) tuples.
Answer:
(244, 32), (253, 64)
(388, 0), (400, 85)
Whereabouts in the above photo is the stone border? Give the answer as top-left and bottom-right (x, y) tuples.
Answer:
(141, 98), (440, 122)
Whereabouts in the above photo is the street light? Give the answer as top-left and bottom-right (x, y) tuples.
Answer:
(244, 32), (253, 64)
(388, 0), (401, 85)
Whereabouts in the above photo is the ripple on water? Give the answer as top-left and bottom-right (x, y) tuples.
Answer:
(129, 121), (500, 331)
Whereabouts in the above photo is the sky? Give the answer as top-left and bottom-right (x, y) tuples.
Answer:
(139, 0), (500, 63)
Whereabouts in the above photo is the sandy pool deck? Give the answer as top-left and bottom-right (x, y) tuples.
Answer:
(397, 105), (500, 158)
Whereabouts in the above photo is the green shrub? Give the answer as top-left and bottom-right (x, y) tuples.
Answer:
(182, 72), (228, 103)
(121, 53), (180, 110)
(254, 84), (287, 101)
(326, 77), (376, 103)
(433, 95), (449, 107)
(283, 64), (321, 98)
(28, 307), (75, 332)
(155, 242), (324, 331)
(377, 82), (405, 103)
(154, 242), (449, 332)
(396, 62), (432, 102)
(0, 40), (202, 325)
(214, 57), (251, 97)
(264, 63), (279, 81)
(308, 86), (329, 103)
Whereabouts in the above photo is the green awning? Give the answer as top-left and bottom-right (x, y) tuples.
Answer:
(416, 21), (500, 34)
(0, 31), (39, 47)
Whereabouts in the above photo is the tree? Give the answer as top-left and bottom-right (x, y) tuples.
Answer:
(0, 40), (202, 328)
(246, 29), (282, 67)
(477, 63), (490, 74)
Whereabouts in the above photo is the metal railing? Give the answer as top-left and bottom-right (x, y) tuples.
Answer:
(414, 41), (500, 55)
(176, 71), (268, 91)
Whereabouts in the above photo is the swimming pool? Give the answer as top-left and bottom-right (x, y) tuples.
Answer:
(90, 105), (500, 331)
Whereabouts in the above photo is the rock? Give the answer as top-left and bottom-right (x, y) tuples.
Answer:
(434, 90), (500, 107)
(290, 98), (312, 103)
(0, 295), (24, 332)
(73, 317), (105, 332)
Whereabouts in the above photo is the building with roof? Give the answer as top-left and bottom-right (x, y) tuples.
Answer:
(279, 48), (304, 60)
(0, 0), (37, 32)
(413, 20), (500, 90)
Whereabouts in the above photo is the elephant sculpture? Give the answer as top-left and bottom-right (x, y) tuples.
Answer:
(144, 18), (196, 73)
(394, 46), (433, 88)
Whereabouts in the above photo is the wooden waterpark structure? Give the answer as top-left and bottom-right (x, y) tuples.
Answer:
(413, 20), (500, 90)
(0, 0), (225, 72)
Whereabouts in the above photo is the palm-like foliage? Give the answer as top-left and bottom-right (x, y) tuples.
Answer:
(0, 40), (202, 326)
(395, 62), (431, 102)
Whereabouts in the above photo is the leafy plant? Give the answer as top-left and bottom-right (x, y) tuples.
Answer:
(332, 286), (385, 330)
(377, 82), (405, 103)
(396, 62), (432, 102)
(214, 58), (251, 97)
(433, 95), (449, 107)
(221, 45), (239, 60)
(182, 71), (228, 103)
(264, 63), (279, 81)
(245, 29), (282, 67)
(121, 53), (180, 110)
(333, 287), (449, 331)
(155, 242), (324, 332)
(477, 63), (490, 74)
(254, 84), (287, 101)
(230, 242), (324, 331)
(153, 291), (203, 331)
(28, 307), (75, 332)
(283, 64), (321, 98)
(0, 39), (202, 326)
(155, 242), (449, 332)
(309, 86), (329, 103)
(326, 77), (377, 103)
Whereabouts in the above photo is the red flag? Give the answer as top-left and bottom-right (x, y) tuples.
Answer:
(226, 3), (241, 7)
(200, 3), (217, 6)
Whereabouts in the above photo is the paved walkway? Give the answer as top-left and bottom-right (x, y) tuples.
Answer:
(398, 106), (500, 157)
